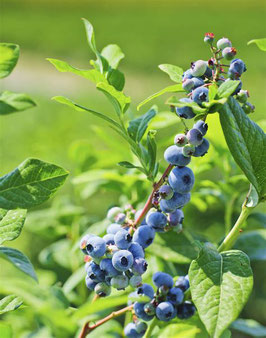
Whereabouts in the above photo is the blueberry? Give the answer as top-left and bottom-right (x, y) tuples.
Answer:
(176, 301), (196, 319)
(160, 192), (191, 213)
(187, 128), (203, 146)
(175, 98), (195, 119)
(182, 144), (195, 157)
(86, 236), (106, 258)
(182, 78), (194, 92)
(132, 258), (148, 275)
(174, 134), (188, 147)
(237, 89), (249, 103)
(103, 234), (115, 245)
(193, 138), (210, 157)
(191, 86), (209, 106)
(159, 185), (174, 200)
(111, 274), (129, 290)
(204, 32), (214, 45)
(80, 234), (96, 254)
(168, 209), (184, 227)
(225, 79), (242, 95)
(137, 283), (154, 300)
(156, 301), (176, 321)
(132, 225), (155, 249)
(217, 37), (232, 50)
(167, 287), (184, 305)
(130, 275), (142, 288)
(107, 223), (122, 234)
(191, 77), (205, 89)
(153, 272), (174, 288)
(191, 60), (207, 77)
(175, 276), (190, 291)
(115, 212), (126, 224)
(114, 229), (132, 249)
(86, 262), (105, 282)
(228, 59), (246, 79)
(112, 250), (134, 272)
(169, 167), (195, 194)
(222, 47), (237, 60)
(85, 276), (97, 290)
(134, 302), (154, 321)
(193, 120), (208, 135)
(100, 258), (120, 277)
(182, 69), (193, 80)
(107, 207), (122, 222)
(135, 321), (148, 335)
(204, 66), (212, 78)
(146, 211), (167, 232)
(124, 323), (142, 338)
(94, 282), (111, 297)
(128, 242), (145, 259)
(242, 102), (255, 114)
(164, 145), (191, 166)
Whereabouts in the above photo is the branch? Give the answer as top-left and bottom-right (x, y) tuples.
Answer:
(78, 304), (134, 338)
(144, 317), (158, 338)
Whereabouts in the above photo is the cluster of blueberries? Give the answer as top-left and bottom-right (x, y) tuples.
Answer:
(176, 33), (254, 117)
(125, 272), (195, 337)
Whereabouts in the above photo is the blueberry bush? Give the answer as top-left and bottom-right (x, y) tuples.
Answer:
(1, 20), (266, 338)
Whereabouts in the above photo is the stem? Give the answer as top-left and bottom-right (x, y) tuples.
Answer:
(79, 304), (133, 338)
(224, 192), (238, 235)
(134, 164), (174, 227)
(218, 204), (252, 252)
(144, 317), (158, 338)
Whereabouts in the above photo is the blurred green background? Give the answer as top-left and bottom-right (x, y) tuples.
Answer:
(1, 0), (266, 337)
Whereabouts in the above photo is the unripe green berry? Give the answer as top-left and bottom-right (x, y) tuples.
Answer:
(182, 144), (195, 157)
(237, 90), (249, 103)
(174, 134), (188, 147)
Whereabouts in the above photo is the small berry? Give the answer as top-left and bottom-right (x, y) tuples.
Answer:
(124, 323), (142, 338)
(175, 276), (190, 291)
(137, 283), (154, 300)
(174, 133), (188, 147)
(193, 138), (210, 157)
(156, 301), (176, 321)
(128, 242), (145, 259)
(217, 37), (232, 50)
(159, 185), (174, 200)
(168, 209), (184, 227)
(182, 144), (195, 157)
(182, 78), (194, 92)
(107, 223), (122, 234)
(112, 250), (134, 272)
(168, 166), (195, 194)
(146, 211), (168, 232)
(167, 287), (184, 305)
(107, 207), (122, 222)
(80, 234), (96, 254)
(182, 69), (193, 80)
(191, 77), (205, 89)
(114, 229), (132, 249)
(94, 282), (111, 297)
(193, 120), (208, 135)
(135, 321), (148, 335)
(103, 234), (115, 245)
(134, 302), (154, 321)
(191, 60), (207, 77)
(100, 258), (120, 277)
(160, 192), (191, 213)
(191, 86), (209, 106)
(132, 225), (155, 249)
(153, 272), (174, 288)
(144, 302), (156, 316)
(85, 276), (97, 290)
(175, 98), (196, 119)
(164, 145), (191, 166)
(187, 128), (204, 146)
(129, 275), (142, 288)
(111, 274), (129, 290)
(86, 236), (106, 258)
(176, 301), (196, 319)
(204, 32), (214, 45)
(242, 102), (255, 114)
(222, 47), (237, 60)
(237, 89), (249, 103)
(132, 258), (148, 275)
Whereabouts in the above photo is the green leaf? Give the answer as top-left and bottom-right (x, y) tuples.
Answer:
(127, 106), (157, 142)
(0, 91), (36, 115)
(147, 130), (157, 175)
(219, 97), (266, 200)
(247, 38), (266, 51)
(107, 68), (125, 91)
(231, 318), (266, 337)
(96, 82), (131, 115)
(0, 247), (37, 281)
(0, 322), (12, 338)
(101, 44), (125, 69)
(158, 323), (202, 338)
(166, 96), (206, 114)
(0, 295), (23, 315)
(0, 208), (27, 245)
(189, 246), (253, 338)
(137, 84), (184, 111)
(0, 43), (19, 78)
(0, 158), (69, 209)
(234, 230), (266, 261)
(118, 161), (143, 171)
(208, 83), (218, 101)
(47, 58), (106, 83)
(217, 80), (240, 98)
(158, 64), (183, 83)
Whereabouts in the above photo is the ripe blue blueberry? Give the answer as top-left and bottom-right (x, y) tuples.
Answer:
(103, 234), (115, 245)
(100, 258), (120, 277)
(193, 138), (210, 157)
(111, 274), (129, 290)
(160, 192), (191, 213)
(124, 323), (142, 338)
(168, 209), (184, 227)
(222, 47), (237, 60)
(156, 301), (177, 321)
(191, 86), (209, 106)
(132, 258), (148, 275)
(175, 276), (190, 291)
(132, 225), (155, 249)
(80, 234), (96, 254)
(129, 275), (142, 288)
(167, 287), (184, 305)
(174, 134), (188, 147)
(175, 98), (195, 119)
(137, 283), (154, 300)
(182, 69), (193, 80)
(107, 223), (122, 234)
(176, 301), (196, 319)
(85, 276), (97, 290)
(153, 272), (174, 288)
(115, 212), (126, 224)
(94, 282), (111, 297)
(193, 120), (208, 135)
(229, 58), (246, 78)
(204, 66), (212, 78)
(191, 77), (204, 88)
(191, 60), (207, 77)
(159, 185), (174, 200)
(169, 167), (195, 194)
(187, 128), (203, 146)
(182, 144), (195, 157)
(164, 145), (191, 166)
(86, 262), (105, 282)
(146, 211), (167, 232)
(86, 236), (106, 258)
(134, 302), (154, 321)
(112, 250), (134, 272)
(128, 242), (145, 259)
(182, 78), (194, 92)
(114, 229), (132, 249)
(217, 37), (232, 50)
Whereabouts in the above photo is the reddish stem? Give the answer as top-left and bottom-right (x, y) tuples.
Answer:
(79, 304), (134, 338)
(133, 164), (174, 227)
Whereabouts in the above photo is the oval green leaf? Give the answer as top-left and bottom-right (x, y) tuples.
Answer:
(0, 209), (27, 245)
